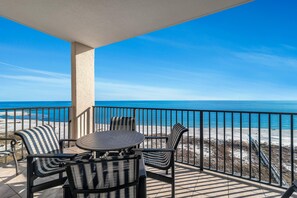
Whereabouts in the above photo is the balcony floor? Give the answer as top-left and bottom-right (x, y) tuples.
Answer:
(0, 148), (293, 198)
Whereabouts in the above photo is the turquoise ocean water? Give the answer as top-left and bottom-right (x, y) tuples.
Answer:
(0, 101), (297, 130)
(1, 100), (297, 112)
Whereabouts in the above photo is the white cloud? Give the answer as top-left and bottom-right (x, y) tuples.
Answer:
(95, 78), (201, 100)
(2, 54), (297, 101)
(232, 51), (297, 69)
(0, 61), (71, 101)
(146, 66), (297, 100)
(0, 74), (69, 85)
(137, 35), (198, 49)
(281, 44), (297, 50)
(0, 61), (70, 88)
(0, 61), (69, 79)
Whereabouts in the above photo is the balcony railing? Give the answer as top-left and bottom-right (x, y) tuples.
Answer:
(0, 105), (296, 189)
(0, 106), (71, 161)
(93, 106), (297, 188)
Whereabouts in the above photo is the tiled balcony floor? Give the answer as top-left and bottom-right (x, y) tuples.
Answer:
(0, 148), (294, 198)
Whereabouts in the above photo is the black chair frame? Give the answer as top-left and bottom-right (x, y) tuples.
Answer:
(16, 128), (83, 198)
(134, 123), (188, 198)
(26, 152), (76, 198)
(0, 137), (19, 175)
(282, 180), (297, 198)
(66, 155), (141, 198)
(138, 147), (175, 196)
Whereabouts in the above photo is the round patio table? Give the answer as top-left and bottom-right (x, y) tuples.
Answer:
(76, 130), (145, 152)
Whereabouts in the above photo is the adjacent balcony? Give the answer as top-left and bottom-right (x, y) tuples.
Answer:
(0, 105), (295, 197)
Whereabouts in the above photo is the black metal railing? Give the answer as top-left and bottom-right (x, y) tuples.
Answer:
(0, 106), (71, 161)
(93, 106), (297, 188)
(0, 105), (296, 189)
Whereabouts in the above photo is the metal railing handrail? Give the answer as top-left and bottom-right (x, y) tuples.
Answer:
(0, 106), (71, 111)
(1, 105), (296, 189)
(93, 105), (297, 115)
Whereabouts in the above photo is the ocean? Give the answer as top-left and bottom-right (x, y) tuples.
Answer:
(1, 100), (297, 112)
(1, 101), (297, 130)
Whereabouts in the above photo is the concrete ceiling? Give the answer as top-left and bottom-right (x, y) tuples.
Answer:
(0, 0), (251, 48)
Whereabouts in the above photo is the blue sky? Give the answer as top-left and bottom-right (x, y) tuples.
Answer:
(1, 0), (297, 101)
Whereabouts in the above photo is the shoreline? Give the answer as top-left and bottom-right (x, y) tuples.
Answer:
(1, 119), (296, 146)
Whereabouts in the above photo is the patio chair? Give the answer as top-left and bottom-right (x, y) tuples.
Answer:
(134, 123), (188, 198)
(282, 180), (297, 198)
(15, 124), (91, 198)
(110, 116), (136, 131)
(66, 155), (141, 198)
(106, 116), (136, 156)
(0, 137), (19, 175)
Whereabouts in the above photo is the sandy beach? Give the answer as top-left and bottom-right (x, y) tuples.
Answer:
(0, 118), (69, 152)
(1, 120), (295, 146)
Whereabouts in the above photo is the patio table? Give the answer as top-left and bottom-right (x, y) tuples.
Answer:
(63, 130), (146, 197)
(76, 130), (145, 152)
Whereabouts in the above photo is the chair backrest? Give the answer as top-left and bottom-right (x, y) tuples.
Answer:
(110, 116), (136, 131)
(66, 155), (140, 198)
(15, 124), (60, 155)
(166, 123), (189, 150)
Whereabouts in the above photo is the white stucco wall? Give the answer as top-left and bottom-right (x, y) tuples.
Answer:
(71, 42), (94, 138)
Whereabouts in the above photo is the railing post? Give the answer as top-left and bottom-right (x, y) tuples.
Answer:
(133, 108), (136, 118)
(67, 107), (71, 147)
(92, 106), (95, 133)
(200, 111), (204, 171)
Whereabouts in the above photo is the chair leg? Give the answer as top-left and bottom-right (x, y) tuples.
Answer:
(27, 157), (34, 198)
(281, 183), (297, 198)
(166, 169), (168, 175)
(12, 152), (19, 175)
(171, 157), (175, 198)
(282, 186), (294, 198)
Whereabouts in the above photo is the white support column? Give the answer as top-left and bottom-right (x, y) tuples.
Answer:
(71, 42), (95, 139)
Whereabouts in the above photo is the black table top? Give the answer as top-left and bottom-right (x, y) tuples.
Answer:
(76, 130), (145, 152)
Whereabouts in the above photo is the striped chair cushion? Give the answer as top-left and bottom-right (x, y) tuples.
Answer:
(143, 151), (170, 169)
(34, 151), (91, 177)
(34, 150), (68, 177)
(16, 124), (60, 155)
(144, 123), (188, 170)
(15, 125), (67, 177)
(109, 117), (135, 131)
(66, 155), (139, 198)
(166, 123), (188, 150)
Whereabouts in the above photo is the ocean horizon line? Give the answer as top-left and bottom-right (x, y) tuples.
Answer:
(1, 100), (297, 102)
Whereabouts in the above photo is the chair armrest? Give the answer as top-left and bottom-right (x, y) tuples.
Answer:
(139, 154), (147, 178)
(0, 137), (17, 141)
(133, 148), (175, 153)
(59, 139), (77, 152)
(144, 136), (168, 140)
(0, 138), (17, 144)
(0, 138), (17, 151)
(144, 136), (168, 143)
(59, 139), (77, 143)
(27, 153), (77, 159)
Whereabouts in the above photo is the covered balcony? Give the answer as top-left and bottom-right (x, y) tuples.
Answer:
(0, 0), (296, 197)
